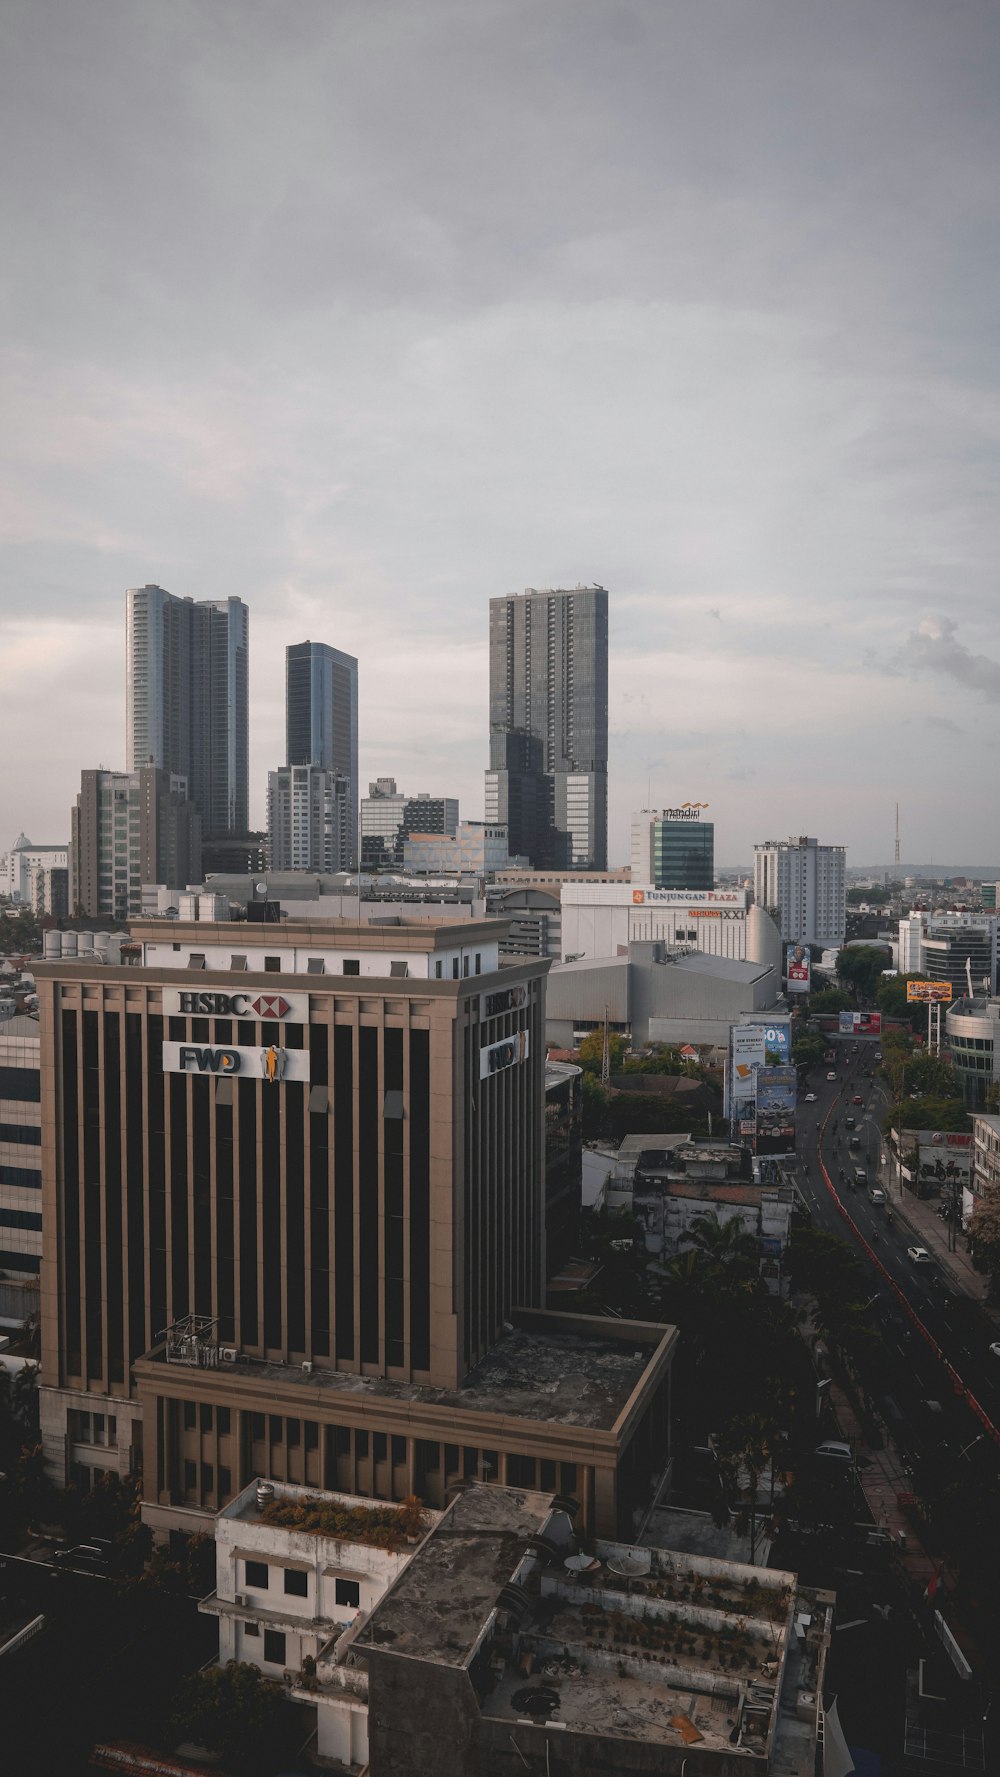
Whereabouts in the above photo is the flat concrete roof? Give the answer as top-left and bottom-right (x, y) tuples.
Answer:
(141, 1316), (675, 1436)
(356, 1484), (554, 1667)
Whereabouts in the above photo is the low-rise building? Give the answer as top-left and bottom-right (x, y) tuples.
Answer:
(546, 944), (782, 1049)
(356, 1483), (834, 1777)
(605, 1136), (794, 1288)
(200, 1478), (440, 1767)
(561, 882), (782, 968)
(0, 834), (69, 903)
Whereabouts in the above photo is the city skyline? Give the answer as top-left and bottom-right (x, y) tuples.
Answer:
(4, 3), (1000, 860)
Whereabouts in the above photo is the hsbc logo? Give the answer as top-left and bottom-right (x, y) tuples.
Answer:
(175, 991), (293, 1017)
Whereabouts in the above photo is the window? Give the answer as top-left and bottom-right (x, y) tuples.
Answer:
(343, 959), (360, 976)
(392, 1435), (407, 1467)
(244, 1620), (260, 1637)
(187, 953), (206, 970)
(462, 956), (469, 977)
(184, 1460), (197, 1493)
(264, 956), (280, 973)
(217, 1406), (231, 1435)
(218, 1465), (231, 1498)
(307, 958), (325, 975)
(434, 960), (442, 979)
(263, 1629), (286, 1666)
(474, 954), (481, 974)
(201, 1462), (214, 1495)
(373, 1432), (387, 1462)
(183, 1401), (196, 1430)
(389, 960), (408, 978)
(304, 1422), (319, 1452)
(287, 1418), (301, 1448)
(335, 1578), (360, 1609)
(250, 1412), (266, 1441)
(200, 1403), (212, 1433)
(452, 958), (459, 979)
(230, 954), (248, 971)
(245, 1561), (269, 1590)
(284, 1568), (308, 1597)
(269, 1415), (283, 1443)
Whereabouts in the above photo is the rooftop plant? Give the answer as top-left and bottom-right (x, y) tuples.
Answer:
(258, 1493), (427, 1550)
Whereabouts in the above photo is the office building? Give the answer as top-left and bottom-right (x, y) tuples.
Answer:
(946, 997), (1000, 1110)
(28, 861), (70, 919)
(630, 808), (714, 890)
(267, 764), (352, 874)
(753, 835), (846, 947)
(0, 1011), (41, 1282)
(546, 946), (781, 1049)
(487, 585), (609, 870)
(70, 766), (201, 919)
(359, 781), (459, 872)
(900, 910), (998, 997)
(286, 641), (359, 866)
(36, 916), (674, 1540)
(0, 835), (69, 904)
(126, 585), (249, 836)
(402, 821), (520, 877)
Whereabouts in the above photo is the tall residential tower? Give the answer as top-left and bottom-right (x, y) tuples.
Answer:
(486, 585), (608, 870)
(126, 585), (249, 837)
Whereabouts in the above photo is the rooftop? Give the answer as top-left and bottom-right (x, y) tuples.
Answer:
(356, 1486), (832, 1765)
(145, 1313), (675, 1435)
(220, 1478), (430, 1550)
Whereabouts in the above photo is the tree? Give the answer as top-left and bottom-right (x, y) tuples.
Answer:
(576, 1029), (626, 1075)
(882, 1097), (969, 1134)
(808, 989), (853, 1015)
(168, 1663), (290, 1775)
(835, 946), (890, 1003)
(876, 973), (931, 1032)
(679, 1211), (759, 1275)
(792, 1033), (827, 1069)
(969, 1189), (1000, 1302)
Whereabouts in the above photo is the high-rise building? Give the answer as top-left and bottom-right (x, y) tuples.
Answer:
(267, 764), (352, 874)
(286, 642), (359, 866)
(36, 917), (673, 1539)
(126, 585), (249, 837)
(70, 766), (202, 919)
(753, 836), (846, 948)
(487, 586), (608, 870)
(360, 782), (460, 872)
(630, 808), (715, 890)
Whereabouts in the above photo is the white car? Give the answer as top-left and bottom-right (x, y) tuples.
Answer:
(870, 1189), (886, 1203)
(804, 1092), (817, 1103)
(907, 1246), (931, 1264)
(814, 1441), (853, 1463)
(827, 1071), (837, 1081)
(989, 1343), (1000, 1359)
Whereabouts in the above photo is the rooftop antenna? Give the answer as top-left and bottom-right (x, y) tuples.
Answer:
(895, 803), (900, 872)
(601, 1006), (611, 1088)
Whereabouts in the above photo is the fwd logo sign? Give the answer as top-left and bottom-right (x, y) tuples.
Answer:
(178, 1046), (241, 1074)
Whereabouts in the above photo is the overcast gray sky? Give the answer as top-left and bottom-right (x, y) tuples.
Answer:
(3, 0), (999, 865)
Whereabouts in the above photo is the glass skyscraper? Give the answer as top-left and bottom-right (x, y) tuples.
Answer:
(631, 811), (715, 889)
(126, 585), (249, 837)
(286, 641), (359, 867)
(486, 586), (609, 869)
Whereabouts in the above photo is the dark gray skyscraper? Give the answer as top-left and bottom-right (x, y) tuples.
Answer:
(126, 585), (249, 837)
(285, 640), (359, 865)
(486, 585), (609, 869)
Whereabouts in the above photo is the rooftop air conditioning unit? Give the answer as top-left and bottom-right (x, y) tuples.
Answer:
(219, 1345), (238, 1364)
(302, 1361), (313, 1374)
(235, 1593), (246, 1608)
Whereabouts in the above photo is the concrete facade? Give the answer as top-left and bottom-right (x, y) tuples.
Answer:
(752, 836), (846, 948)
(545, 946), (781, 1048)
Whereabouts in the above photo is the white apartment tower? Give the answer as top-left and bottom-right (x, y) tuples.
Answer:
(267, 764), (352, 874)
(753, 835), (846, 948)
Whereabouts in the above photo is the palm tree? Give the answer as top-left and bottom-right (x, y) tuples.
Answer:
(679, 1210), (759, 1270)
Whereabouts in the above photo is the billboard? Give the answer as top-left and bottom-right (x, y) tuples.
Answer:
(162, 1041), (310, 1081)
(631, 887), (745, 907)
(906, 981), (953, 1004)
(915, 1132), (972, 1192)
(785, 943), (811, 994)
(480, 1029), (530, 1079)
(730, 1024), (766, 1115)
(755, 1064), (797, 1157)
(753, 1020), (792, 1063)
(838, 1011), (882, 1034)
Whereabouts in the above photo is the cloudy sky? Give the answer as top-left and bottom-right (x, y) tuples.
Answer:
(3, 0), (1000, 866)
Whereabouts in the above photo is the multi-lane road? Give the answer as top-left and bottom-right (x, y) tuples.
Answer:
(793, 1034), (1000, 1474)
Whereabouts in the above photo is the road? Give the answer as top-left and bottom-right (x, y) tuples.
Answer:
(795, 1033), (1000, 1475)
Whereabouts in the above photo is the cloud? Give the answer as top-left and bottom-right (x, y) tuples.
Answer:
(904, 616), (1000, 701)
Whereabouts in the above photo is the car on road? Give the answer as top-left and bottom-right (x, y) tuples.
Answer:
(852, 1094), (863, 1105)
(844, 1115), (856, 1129)
(870, 1187), (886, 1203)
(849, 1134), (861, 1148)
(827, 1071), (837, 1081)
(814, 1441), (853, 1462)
(874, 1051), (882, 1061)
(804, 1092), (817, 1102)
(907, 1246), (931, 1264)
(989, 1343), (1000, 1359)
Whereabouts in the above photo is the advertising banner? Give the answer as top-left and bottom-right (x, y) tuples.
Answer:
(753, 1020), (792, 1063)
(163, 1041), (310, 1081)
(785, 943), (811, 993)
(730, 1025), (766, 1113)
(480, 1029), (530, 1079)
(630, 887), (746, 908)
(906, 981), (953, 1004)
(915, 1133), (972, 1192)
(754, 1064), (797, 1156)
(838, 1011), (882, 1034)
(163, 987), (309, 1020)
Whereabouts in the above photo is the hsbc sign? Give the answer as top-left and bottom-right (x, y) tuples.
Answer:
(164, 988), (307, 1019)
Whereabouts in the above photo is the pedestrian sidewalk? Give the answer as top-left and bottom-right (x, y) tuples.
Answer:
(828, 1377), (940, 1598)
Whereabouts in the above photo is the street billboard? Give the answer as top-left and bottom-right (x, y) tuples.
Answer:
(906, 981), (953, 1004)
(915, 1132), (972, 1192)
(785, 943), (811, 994)
(838, 1010), (882, 1034)
(730, 1024), (766, 1113)
(755, 1064), (797, 1157)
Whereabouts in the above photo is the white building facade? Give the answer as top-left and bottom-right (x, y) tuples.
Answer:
(559, 883), (782, 972)
(753, 835), (846, 947)
(201, 1479), (438, 1767)
(0, 835), (69, 904)
(267, 764), (352, 874)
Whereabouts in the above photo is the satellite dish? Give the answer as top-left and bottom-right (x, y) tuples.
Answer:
(254, 880), (268, 896)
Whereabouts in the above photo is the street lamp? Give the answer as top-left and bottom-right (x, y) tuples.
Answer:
(958, 1435), (983, 1462)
